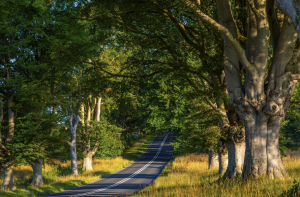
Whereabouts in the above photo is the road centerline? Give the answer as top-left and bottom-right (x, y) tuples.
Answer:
(70, 134), (169, 197)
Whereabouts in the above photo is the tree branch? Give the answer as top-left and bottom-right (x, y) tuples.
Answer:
(267, 0), (281, 52)
(276, 0), (300, 41)
(179, 0), (255, 74)
(183, 72), (226, 116)
(66, 140), (72, 146)
(246, 0), (263, 18)
(91, 141), (100, 155)
(83, 61), (164, 79)
(0, 142), (11, 155)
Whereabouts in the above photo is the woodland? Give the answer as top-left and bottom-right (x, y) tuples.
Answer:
(1, 0), (300, 196)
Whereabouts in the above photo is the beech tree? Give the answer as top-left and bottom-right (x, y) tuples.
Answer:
(80, 96), (102, 171)
(177, 0), (300, 178)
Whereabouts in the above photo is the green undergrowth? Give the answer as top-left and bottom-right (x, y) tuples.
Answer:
(0, 134), (156, 197)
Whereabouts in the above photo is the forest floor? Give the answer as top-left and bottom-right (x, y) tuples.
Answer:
(134, 150), (300, 197)
(0, 134), (156, 197)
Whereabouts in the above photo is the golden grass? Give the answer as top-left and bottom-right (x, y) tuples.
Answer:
(0, 158), (133, 197)
(0, 134), (155, 197)
(1, 134), (299, 197)
(134, 150), (300, 197)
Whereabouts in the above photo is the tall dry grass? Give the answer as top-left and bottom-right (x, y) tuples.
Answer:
(0, 134), (155, 197)
(135, 150), (300, 197)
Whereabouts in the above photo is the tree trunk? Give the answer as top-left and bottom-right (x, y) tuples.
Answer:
(242, 113), (289, 179)
(208, 151), (218, 169)
(82, 142), (99, 171)
(179, 0), (300, 179)
(68, 114), (79, 176)
(2, 165), (14, 190)
(2, 65), (15, 190)
(218, 152), (228, 174)
(82, 96), (101, 172)
(31, 158), (44, 186)
(83, 155), (93, 171)
(223, 139), (245, 178)
(70, 133), (78, 176)
(0, 97), (3, 142)
(94, 96), (101, 121)
(197, 148), (202, 155)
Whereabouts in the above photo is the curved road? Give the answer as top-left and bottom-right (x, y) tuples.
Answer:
(42, 133), (176, 197)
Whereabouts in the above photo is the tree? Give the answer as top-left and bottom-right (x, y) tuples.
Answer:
(65, 97), (81, 176)
(80, 96), (102, 171)
(0, 0), (98, 185)
(178, 0), (300, 179)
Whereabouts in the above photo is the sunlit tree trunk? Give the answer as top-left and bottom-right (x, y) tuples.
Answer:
(2, 166), (14, 190)
(208, 151), (219, 169)
(82, 96), (101, 171)
(67, 114), (79, 176)
(218, 141), (228, 174)
(223, 139), (245, 178)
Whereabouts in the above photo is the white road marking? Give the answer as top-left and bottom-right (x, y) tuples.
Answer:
(71, 134), (169, 197)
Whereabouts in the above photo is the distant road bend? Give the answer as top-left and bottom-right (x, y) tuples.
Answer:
(42, 133), (176, 197)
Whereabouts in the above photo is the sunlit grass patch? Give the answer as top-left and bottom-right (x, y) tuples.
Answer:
(135, 151), (300, 197)
(0, 134), (155, 197)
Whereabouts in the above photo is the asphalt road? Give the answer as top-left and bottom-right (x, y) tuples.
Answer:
(41, 133), (176, 197)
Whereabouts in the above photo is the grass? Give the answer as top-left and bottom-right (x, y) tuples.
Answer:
(2, 135), (299, 197)
(0, 134), (156, 197)
(134, 150), (300, 197)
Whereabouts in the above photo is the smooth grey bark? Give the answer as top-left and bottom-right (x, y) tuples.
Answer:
(2, 166), (14, 190)
(83, 155), (93, 171)
(216, 0), (243, 104)
(267, 0), (280, 53)
(276, 0), (300, 41)
(67, 114), (79, 176)
(218, 149), (228, 174)
(214, 1), (297, 179)
(215, 0), (247, 178)
(30, 158), (44, 185)
(223, 139), (245, 178)
(241, 10), (297, 179)
(208, 151), (219, 169)
(94, 96), (102, 122)
(218, 140), (228, 174)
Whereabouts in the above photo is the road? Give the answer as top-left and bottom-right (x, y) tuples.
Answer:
(41, 133), (176, 197)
